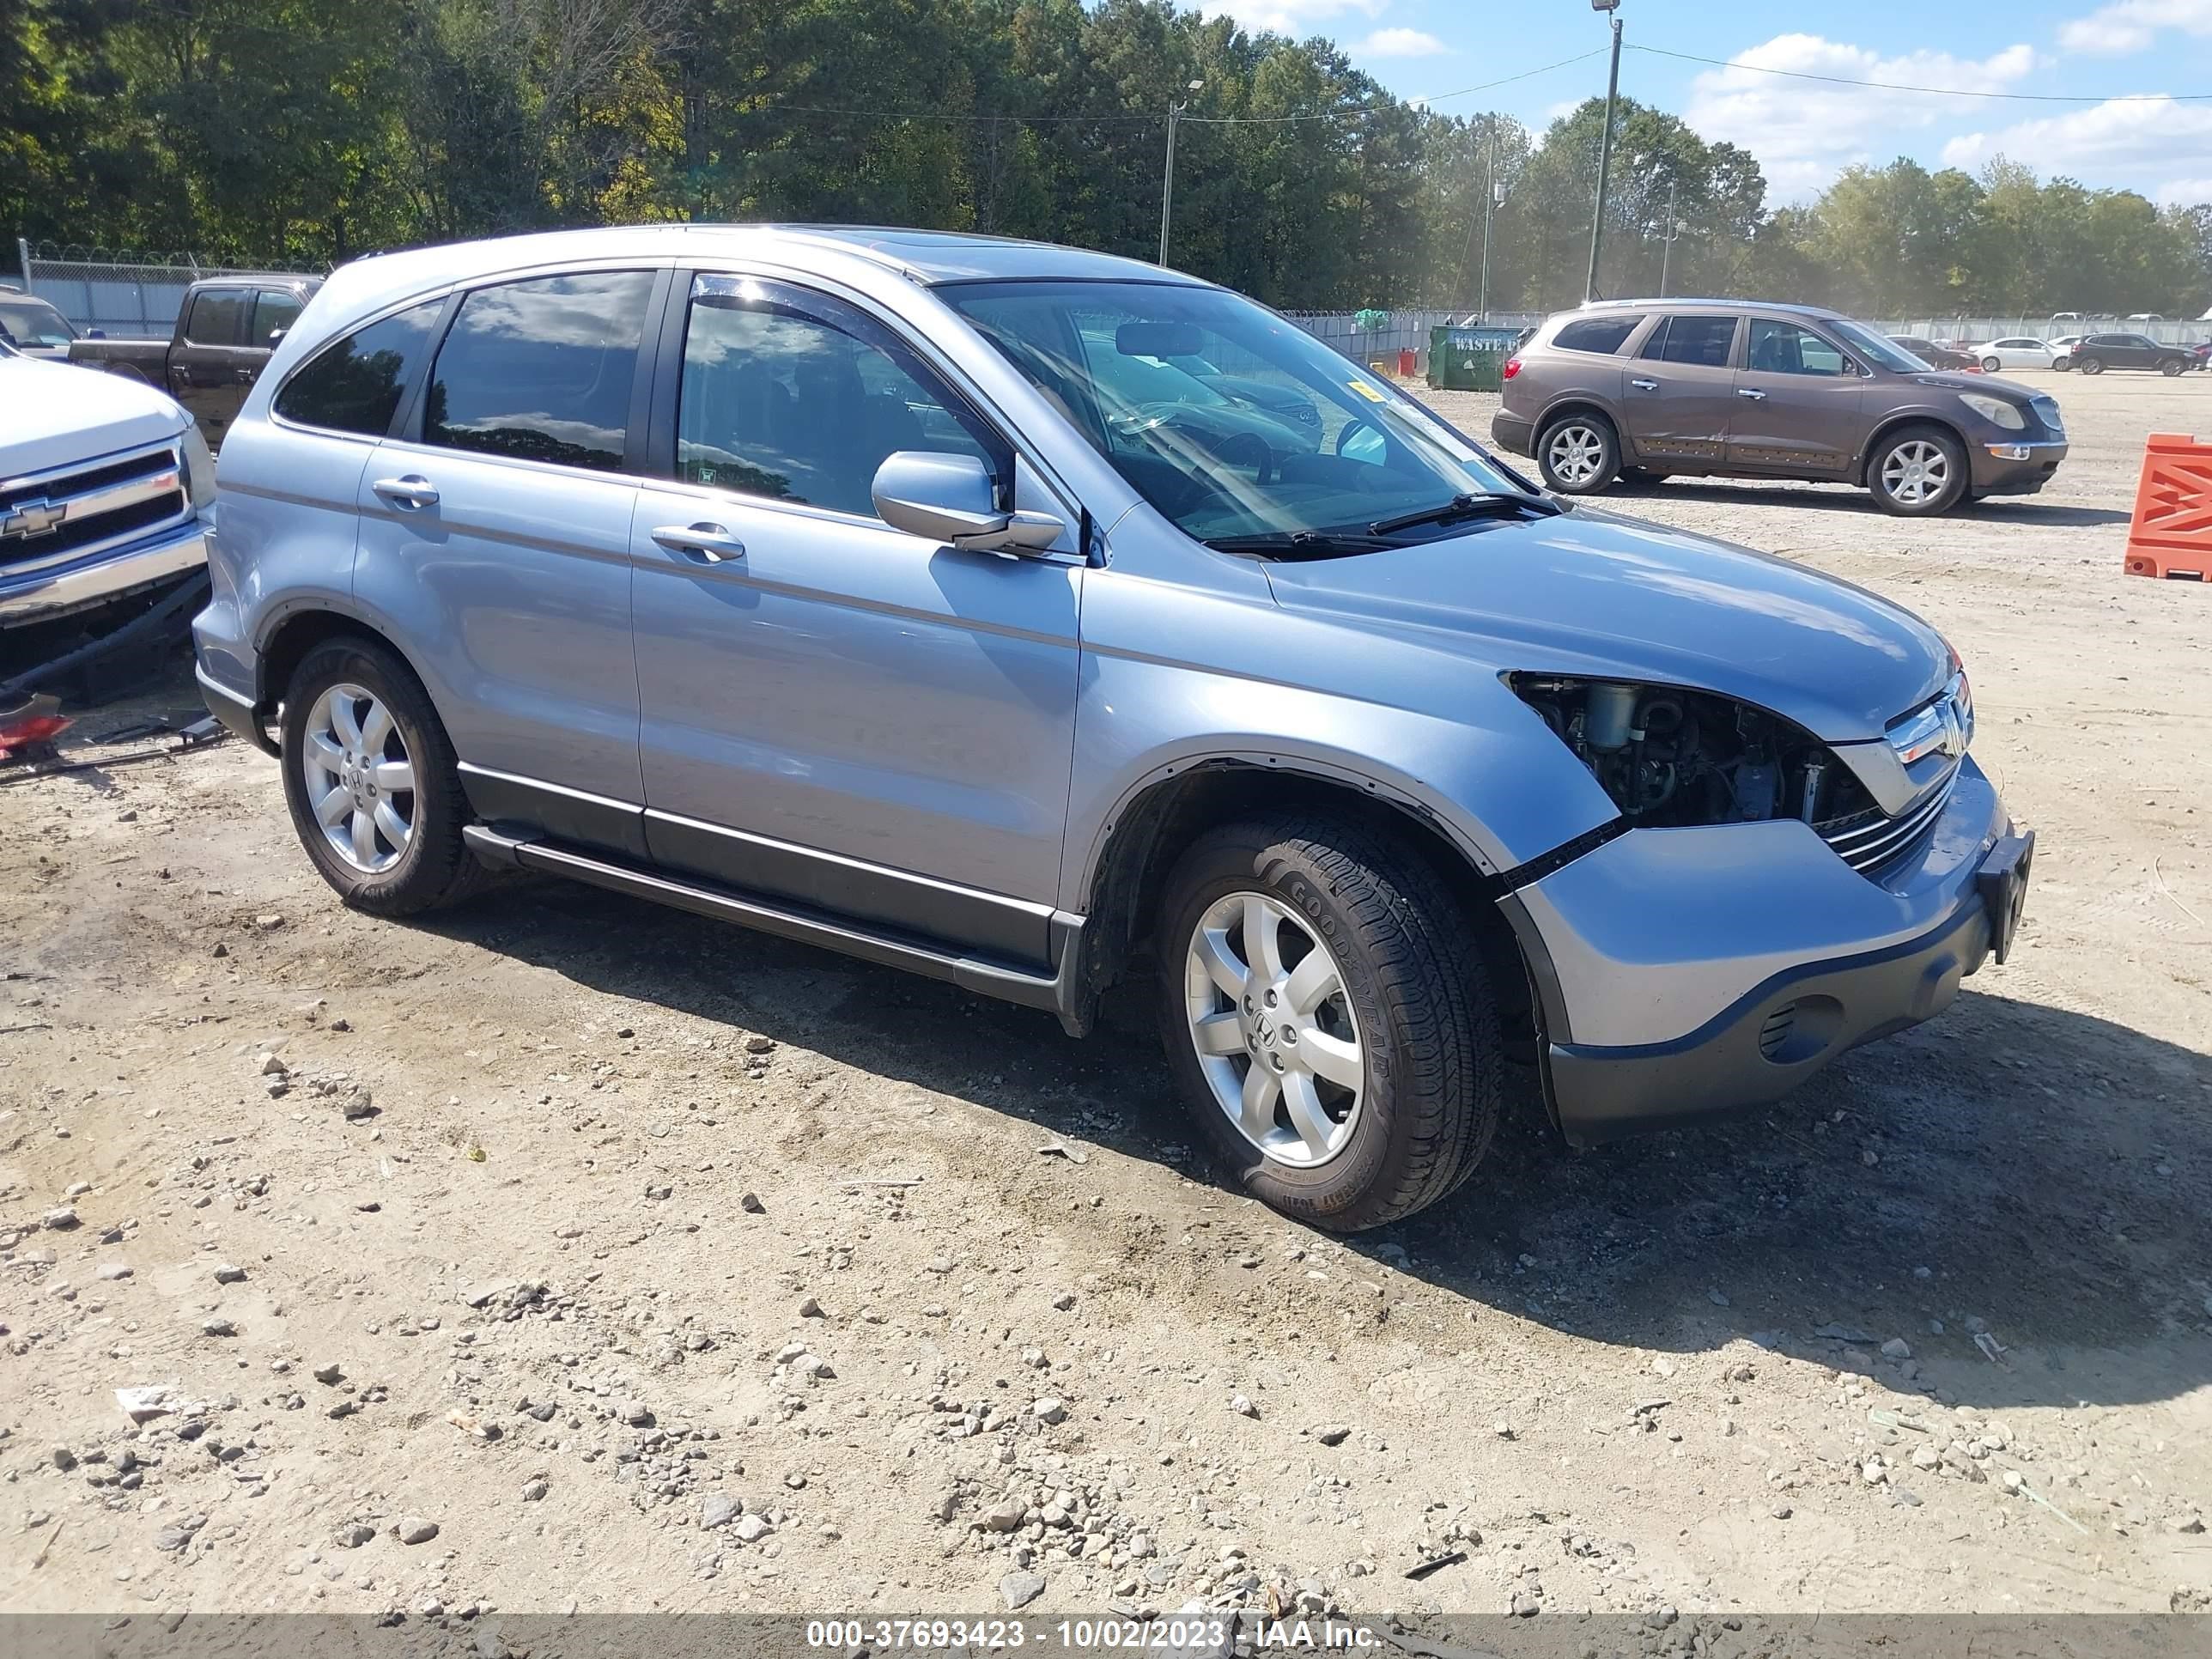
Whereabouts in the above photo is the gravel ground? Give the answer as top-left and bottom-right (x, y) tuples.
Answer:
(2, 372), (2209, 1626)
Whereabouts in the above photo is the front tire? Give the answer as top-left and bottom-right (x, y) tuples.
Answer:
(1535, 412), (1620, 495)
(1155, 815), (1499, 1232)
(1868, 423), (1970, 516)
(280, 637), (488, 915)
(2162, 357), (2185, 377)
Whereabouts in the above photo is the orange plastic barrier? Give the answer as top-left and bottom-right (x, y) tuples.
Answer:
(2124, 432), (2212, 579)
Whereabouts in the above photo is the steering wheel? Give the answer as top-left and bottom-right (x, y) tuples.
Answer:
(1214, 432), (1274, 485)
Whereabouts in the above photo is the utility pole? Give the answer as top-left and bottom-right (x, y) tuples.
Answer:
(1585, 0), (1623, 305)
(1479, 129), (1498, 322)
(1658, 175), (1680, 297)
(1158, 79), (1205, 267)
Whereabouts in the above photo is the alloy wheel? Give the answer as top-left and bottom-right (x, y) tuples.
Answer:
(1880, 441), (1951, 507)
(1182, 890), (1366, 1168)
(1545, 423), (1607, 487)
(300, 683), (416, 874)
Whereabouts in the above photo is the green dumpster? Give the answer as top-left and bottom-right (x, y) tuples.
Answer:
(1427, 325), (1519, 392)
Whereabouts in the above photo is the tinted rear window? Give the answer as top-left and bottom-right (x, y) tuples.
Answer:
(274, 299), (445, 436)
(1644, 315), (1737, 367)
(423, 271), (655, 471)
(1552, 317), (1638, 355)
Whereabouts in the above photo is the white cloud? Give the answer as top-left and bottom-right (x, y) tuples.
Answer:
(1355, 27), (1446, 58)
(2156, 176), (2212, 205)
(1943, 97), (2212, 185)
(2058, 0), (2212, 56)
(1205, 0), (1385, 34)
(1685, 33), (2039, 203)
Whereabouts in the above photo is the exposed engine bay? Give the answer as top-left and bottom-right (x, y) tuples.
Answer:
(1508, 676), (1878, 829)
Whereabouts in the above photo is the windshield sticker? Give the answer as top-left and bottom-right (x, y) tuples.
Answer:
(1347, 379), (1386, 403)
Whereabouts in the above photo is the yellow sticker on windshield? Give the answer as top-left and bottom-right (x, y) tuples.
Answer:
(1347, 379), (1386, 402)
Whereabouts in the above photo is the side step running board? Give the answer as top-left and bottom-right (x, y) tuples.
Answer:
(463, 823), (1067, 1014)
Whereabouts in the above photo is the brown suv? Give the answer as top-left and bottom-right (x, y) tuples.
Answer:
(1490, 299), (2069, 515)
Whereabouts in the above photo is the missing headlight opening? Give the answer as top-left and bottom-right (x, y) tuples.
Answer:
(1510, 677), (1878, 830)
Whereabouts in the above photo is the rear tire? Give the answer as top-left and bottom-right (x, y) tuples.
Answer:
(1155, 815), (1499, 1232)
(2076, 355), (2105, 376)
(280, 637), (489, 916)
(1981, 356), (2002, 374)
(1534, 411), (1620, 495)
(1868, 423), (1970, 517)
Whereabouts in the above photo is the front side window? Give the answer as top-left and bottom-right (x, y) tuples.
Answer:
(424, 270), (654, 471)
(1747, 319), (1847, 376)
(1553, 316), (1639, 356)
(677, 274), (997, 519)
(1643, 315), (1738, 367)
(252, 289), (304, 347)
(274, 298), (445, 436)
(185, 289), (246, 346)
(943, 279), (1525, 546)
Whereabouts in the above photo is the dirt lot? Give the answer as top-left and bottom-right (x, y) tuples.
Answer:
(3, 371), (2209, 1628)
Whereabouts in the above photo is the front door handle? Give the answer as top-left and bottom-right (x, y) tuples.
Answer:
(372, 475), (440, 509)
(1736, 387), (1767, 401)
(1629, 377), (1657, 392)
(235, 367), (254, 382)
(652, 522), (746, 563)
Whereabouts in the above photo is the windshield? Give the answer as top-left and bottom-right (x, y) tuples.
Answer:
(0, 300), (77, 349)
(1832, 319), (1928, 373)
(942, 280), (1527, 544)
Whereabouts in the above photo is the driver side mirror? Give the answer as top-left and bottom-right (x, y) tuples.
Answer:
(871, 452), (1066, 556)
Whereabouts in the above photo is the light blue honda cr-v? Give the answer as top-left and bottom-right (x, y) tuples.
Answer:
(193, 226), (2033, 1231)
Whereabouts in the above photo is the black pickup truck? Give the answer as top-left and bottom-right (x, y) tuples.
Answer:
(69, 273), (322, 448)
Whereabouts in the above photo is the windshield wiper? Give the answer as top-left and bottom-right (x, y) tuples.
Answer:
(1366, 491), (1559, 536)
(1205, 530), (1396, 561)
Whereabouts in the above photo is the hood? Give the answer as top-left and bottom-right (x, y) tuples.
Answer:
(1261, 506), (1950, 742)
(1911, 370), (2040, 400)
(0, 357), (189, 478)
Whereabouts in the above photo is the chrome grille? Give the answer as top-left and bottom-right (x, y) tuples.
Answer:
(1817, 768), (1958, 876)
(0, 441), (191, 574)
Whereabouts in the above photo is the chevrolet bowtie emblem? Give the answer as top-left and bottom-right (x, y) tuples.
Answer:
(2, 497), (67, 538)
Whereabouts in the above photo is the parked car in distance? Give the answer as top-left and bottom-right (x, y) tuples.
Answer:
(0, 286), (81, 362)
(1978, 337), (2061, 374)
(2067, 331), (2193, 376)
(2050, 334), (2084, 370)
(1889, 336), (1975, 370)
(2191, 340), (2212, 370)
(3, 339), (214, 629)
(192, 228), (2035, 1232)
(1492, 298), (2069, 514)
(70, 273), (323, 447)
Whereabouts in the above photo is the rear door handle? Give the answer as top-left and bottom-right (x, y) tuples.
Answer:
(372, 475), (440, 509)
(652, 522), (746, 563)
(1629, 377), (1657, 392)
(1736, 387), (1767, 401)
(235, 367), (254, 382)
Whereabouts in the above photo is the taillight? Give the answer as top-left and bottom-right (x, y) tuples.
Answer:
(0, 704), (70, 756)
(1502, 358), (1521, 380)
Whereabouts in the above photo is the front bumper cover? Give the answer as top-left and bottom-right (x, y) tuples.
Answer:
(1498, 756), (2024, 1146)
(0, 518), (208, 625)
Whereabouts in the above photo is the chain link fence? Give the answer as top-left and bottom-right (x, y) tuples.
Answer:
(14, 240), (326, 339)
(1283, 309), (1547, 374)
(1872, 316), (2210, 347)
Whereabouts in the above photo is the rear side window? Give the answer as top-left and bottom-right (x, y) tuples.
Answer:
(274, 299), (445, 436)
(1552, 316), (1638, 356)
(424, 271), (655, 472)
(1643, 315), (1737, 368)
(185, 289), (246, 346)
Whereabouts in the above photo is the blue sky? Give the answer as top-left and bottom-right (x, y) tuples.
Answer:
(1199, 1), (2212, 208)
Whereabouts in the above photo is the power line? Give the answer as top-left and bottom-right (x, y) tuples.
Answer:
(756, 46), (1607, 131)
(1629, 42), (2212, 103)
